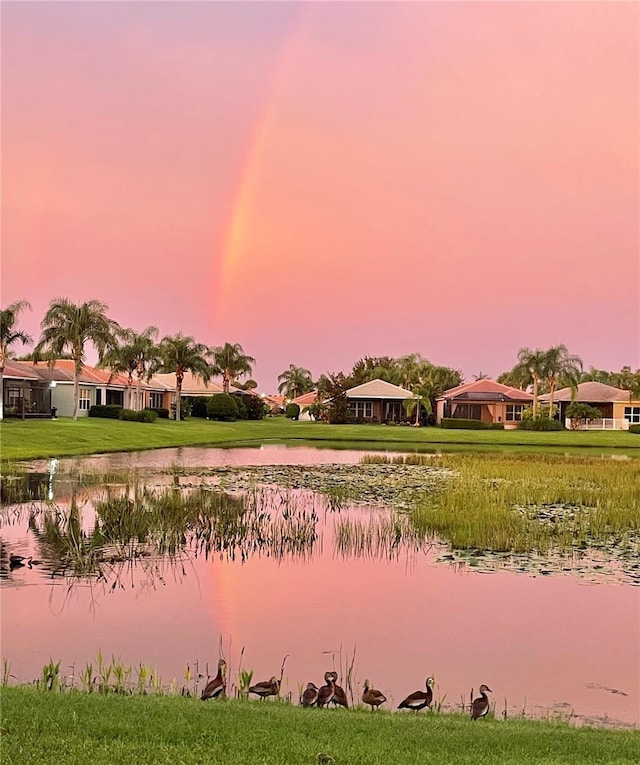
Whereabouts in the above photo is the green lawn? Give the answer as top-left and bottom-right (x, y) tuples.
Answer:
(1, 688), (638, 765)
(1, 417), (639, 461)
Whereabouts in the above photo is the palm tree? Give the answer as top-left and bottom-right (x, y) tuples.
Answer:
(211, 342), (255, 394)
(403, 382), (433, 426)
(277, 365), (314, 399)
(0, 300), (33, 420)
(34, 298), (120, 420)
(543, 345), (582, 417)
(158, 333), (211, 421)
(99, 326), (161, 410)
(515, 347), (547, 417)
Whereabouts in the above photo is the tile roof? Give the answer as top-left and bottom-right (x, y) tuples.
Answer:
(291, 391), (318, 406)
(346, 379), (415, 400)
(539, 381), (633, 403)
(152, 372), (238, 395)
(2, 360), (43, 381)
(438, 379), (534, 402)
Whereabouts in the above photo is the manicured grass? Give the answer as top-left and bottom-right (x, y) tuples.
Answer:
(1, 417), (639, 461)
(1, 688), (638, 765)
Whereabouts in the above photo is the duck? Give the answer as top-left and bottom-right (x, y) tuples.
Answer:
(316, 672), (336, 707)
(301, 682), (319, 707)
(249, 676), (280, 700)
(398, 676), (434, 712)
(471, 684), (492, 720)
(9, 555), (30, 569)
(362, 680), (386, 711)
(328, 672), (348, 709)
(200, 658), (226, 701)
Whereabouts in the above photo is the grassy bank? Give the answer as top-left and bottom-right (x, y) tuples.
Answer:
(1, 688), (638, 765)
(1, 417), (639, 461)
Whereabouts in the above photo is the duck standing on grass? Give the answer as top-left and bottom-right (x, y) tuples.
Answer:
(317, 672), (336, 707)
(249, 676), (280, 700)
(301, 682), (319, 707)
(328, 671), (349, 708)
(398, 676), (435, 713)
(200, 659), (226, 701)
(362, 680), (386, 711)
(471, 684), (492, 719)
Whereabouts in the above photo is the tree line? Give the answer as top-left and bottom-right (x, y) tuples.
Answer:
(2, 297), (639, 423)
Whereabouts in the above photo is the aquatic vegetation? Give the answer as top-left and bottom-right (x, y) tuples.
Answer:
(411, 453), (640, 556)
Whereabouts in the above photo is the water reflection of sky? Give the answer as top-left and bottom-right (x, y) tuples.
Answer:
(2, 447), (639, 728)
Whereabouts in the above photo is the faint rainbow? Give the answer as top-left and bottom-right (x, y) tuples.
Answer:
(214, 8), (311, 321)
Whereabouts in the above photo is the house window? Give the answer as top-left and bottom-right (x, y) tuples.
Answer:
(349, 401), (373, 419)
(149, 392), (164, 409)
(624, 406), (640, 424)
(78, 388), (92, 411)
(7, 388), (21, 408)
(506, 405), (525, 421)
(453, 403), (482, 420)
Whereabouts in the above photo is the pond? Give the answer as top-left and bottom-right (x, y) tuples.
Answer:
(1, 446), (638, 728)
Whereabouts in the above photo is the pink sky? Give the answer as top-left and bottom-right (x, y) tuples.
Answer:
(2, 2), (638, 390)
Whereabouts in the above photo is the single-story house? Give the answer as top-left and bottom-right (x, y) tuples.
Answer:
(2, 360), (53, 418)
(346, 379), (415, 423)
(436, 379), (534, 427)
(539, 381), (640, 430)
(150, 372), (259, 416)
(3, 360), (172, 417)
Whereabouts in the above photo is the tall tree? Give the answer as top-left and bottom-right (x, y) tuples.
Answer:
(515, 348), (547, 417)
(610, 366), (640, 398)
(403, 382), (433, 426)
(277, 365), (314, 399)
(211, 342), (255, 394)
(34, 298), (120, 420)
(0, 300), (33, 420)
(543, 345), (582, 416)
(316, 372), (350, 424)
(99, 326), (161, 410)
(349, 356), (397, 387)
(158, 333), (211, 421)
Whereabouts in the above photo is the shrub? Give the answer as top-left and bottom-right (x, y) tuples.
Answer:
(119, 408), (158, 423)
(243, 395), (267, 420)
(285, 403), (300, 420)
(440, 418), (493, 430)
(89, 405), (123, 419)
(146, 407), (169, 419)
(190, 397), (209, 419)
(518, 416), (563, 431)
(233, 395), (248, 420)
(629, 424), (640, 434)
(207, 394), (237, 421)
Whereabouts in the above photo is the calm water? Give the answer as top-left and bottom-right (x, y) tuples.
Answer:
(2, 446), (638, 727)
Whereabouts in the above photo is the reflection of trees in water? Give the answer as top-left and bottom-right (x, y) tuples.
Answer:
(22, 485), (320, 585)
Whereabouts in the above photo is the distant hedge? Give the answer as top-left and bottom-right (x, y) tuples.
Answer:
(89, 405), (122, 419)
(120, 408), (158, 423)
(518, 416), (563, 431)
(89, 404), (158, 422)
(440, 418), (504, 430)
(146, 407), (169, 419)
(629, 424), (640, 434)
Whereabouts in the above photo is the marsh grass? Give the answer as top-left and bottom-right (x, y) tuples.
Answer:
(361, 453), (640, 555)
